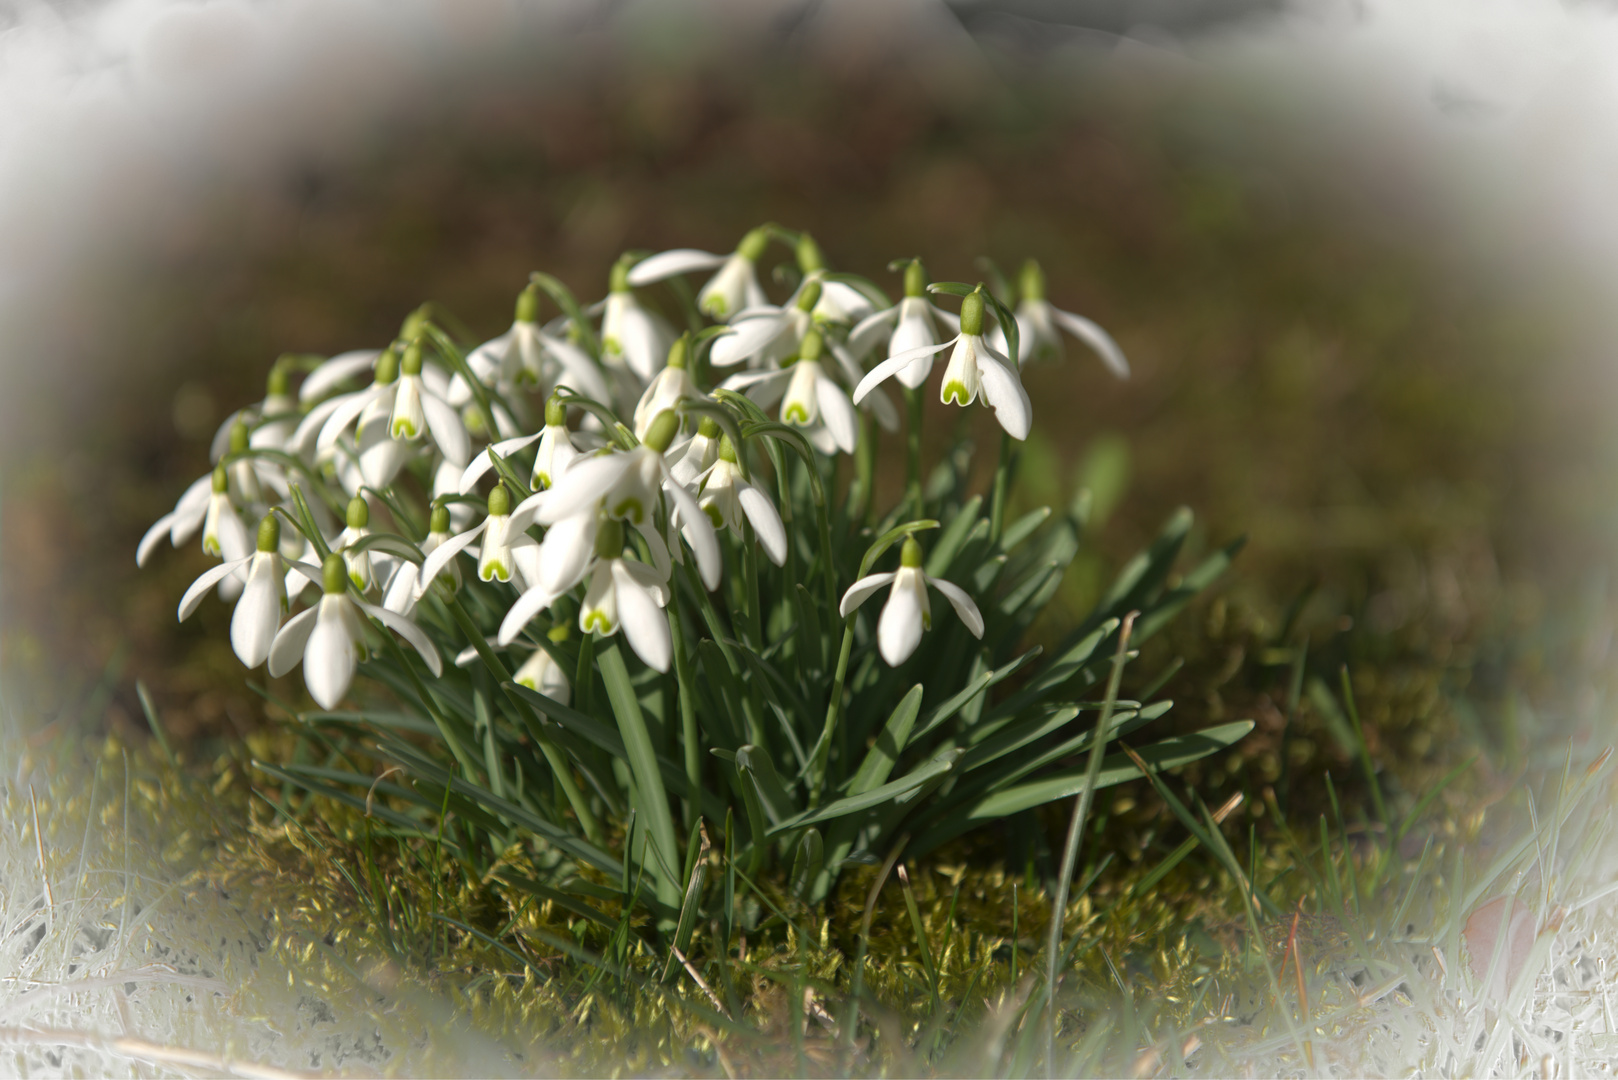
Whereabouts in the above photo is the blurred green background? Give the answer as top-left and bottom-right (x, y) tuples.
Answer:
(2, 18), (1613, 838)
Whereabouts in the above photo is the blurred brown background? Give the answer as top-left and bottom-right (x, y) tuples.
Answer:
(2, 5), (1612, 810)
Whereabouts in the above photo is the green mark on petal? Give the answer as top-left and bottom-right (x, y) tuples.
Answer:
(942, 381), (970, 406)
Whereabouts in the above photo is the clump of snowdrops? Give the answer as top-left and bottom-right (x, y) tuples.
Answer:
(138, 224), (1250, 939)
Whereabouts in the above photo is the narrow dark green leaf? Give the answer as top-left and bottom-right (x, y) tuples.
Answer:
(598, 641), (683, 907)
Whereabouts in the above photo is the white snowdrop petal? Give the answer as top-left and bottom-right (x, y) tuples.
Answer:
(926, 575), (985, 638)
(416, 521), (485, 597)
(178, 557), (252, 621)
(626, 249), (727, 286)
(268, 606), (319, 677)
(358, 601), (443, 677)
(138, 512), (178, 568)
(614, 562), (672, 673)
(661, 469), (721, 590)
(231, 555), (283, 668)
(539, 331), (612, 404)
(619, 304), (670, 382)
(316, 385), (387, 453)
(619, 558), (671, 605)
(839, 572), (896, 617)
(537, 453), (634, 525)
(537, 512), (598, 595)
(300, 350), (381, 403)
(737, 482), (787, 566)
(507, 490), (549, 534)
(854, 336), (960, 404)
(217, 511), (253, 564)
(304, 602), (358, 710)
(1052, 307), (1130, 379)
(356, 424), (413, 490)
(382, 562), (420, 616)
(815, 376), (859, 454)
(974, 350), (1033, 441)
(459, 433), (542, 494)
(849, 305), (901, 357)
(498, 585), (557, 647)
(878, 578), (926, 666)
(289, 394), (348, 456)
(421, 390), (472, 465)
(709, 314), (785, 367)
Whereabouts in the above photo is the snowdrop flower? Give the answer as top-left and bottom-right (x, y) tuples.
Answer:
(632, 334), (700, 440)
(177, 515), (308, 669)
(137, 473), (212, 567)
(708, 278), (820, 370)
(209, 364), (300, 466)
(669, 415), (722, 487)
(514, 642), (571, 704)
(383, 504), (461, 616)
(854, 286), (1032, 440)
(389, 339), (472, 467)
(839, 536), (984, 666)
(298, 348), (382, 407)
(847, 259), (955, 388)
(989, 260), (1130, 377)
(535, 410), (720, 590)
(417, 483), (544, 595)
(201, 465), (253, 563)
(269, 552), (442, 710)
(795, 234), (877, 326)
(298, 348), (415, 492)
(333, 496), (378, 592)
(577, 519), (674, 672)
(628, 227), (769, 322)
(459, 395), (582, 496)
(698, 436), (787, 566)
(600, 256), (676, 384)
(461, 284), (612, 405)
(725, 329), (857, 455)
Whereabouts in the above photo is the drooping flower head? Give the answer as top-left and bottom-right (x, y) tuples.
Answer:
(698, 436), (787, 566)
(990, 259), (1130, 378)
(633, 333), (700, 439)
(838, 535), (985, 666)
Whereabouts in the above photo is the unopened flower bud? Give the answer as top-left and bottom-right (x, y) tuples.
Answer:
(486, 483), (511, 517)
(960, 289), (986, 337)
(257, 514), (280, 553)
(346, 496), (369, 530)
(643, 409), (680, 453)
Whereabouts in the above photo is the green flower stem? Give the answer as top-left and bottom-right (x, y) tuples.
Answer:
(808, 614), (857, 808)
(850, 411), (877, 525)
(904, 385), (924, 521)
(1044, 611), (1136, 1075)
(742, 524), (764, 651)
(989, 429), (1016, 545)
(669, 608), (702, 828)
(445, 595), (603, 845)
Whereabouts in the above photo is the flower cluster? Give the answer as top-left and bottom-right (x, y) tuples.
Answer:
(138, 226), (1224, 913)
